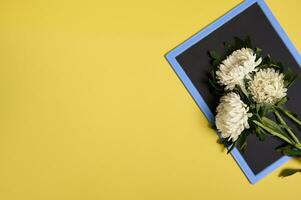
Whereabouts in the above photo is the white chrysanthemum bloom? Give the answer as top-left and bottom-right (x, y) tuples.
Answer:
(216, 48), (262, 90)
(215, 92), (252, 142)
(248, 68), (287, 104)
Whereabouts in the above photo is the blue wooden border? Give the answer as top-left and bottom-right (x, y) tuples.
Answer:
(165, 0), (300, 184)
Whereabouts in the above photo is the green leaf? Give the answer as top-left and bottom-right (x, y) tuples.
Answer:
(255, 104), (260, 114)
(237, 131), (248, 153)
(217, 137), (237, 154)
(208, 78), (219, 90)
(283, 68), (298, 88)
(255, 48), (262, 58)
(269, 63), (282, 70)
(227, 141), (237, 154)
(209, 70), (219, 86)
(244, 36), (252, 48)
(258, 104), (274, 116)
(278, 147), (301, 157)
(255, 126), (268, 141)
(210, 123), (216, 129)
(262, 55), (272, 65)
(279, 168), (301, 177)
(276, 61), (284, 72)
(261, 117), (288, 136)
(234, 37), (244, 49)
(212, 59), (221, 67)
(285, 74), (298, 88)
(278, 124), (293, 130)
(276, 97), (288, 106)
(276, 143), (301, 157)
(277, 107), (301, 127)
(285, 68), (292, 79)
(208, 70), (224, 94)
(276, 143), (292, 151)
(256, 117), (295, 145)
(217, 137), (232, 147)
(224, 42), (233, 54)
(209, 51), (222, 61)
(208, 76), (224, 95)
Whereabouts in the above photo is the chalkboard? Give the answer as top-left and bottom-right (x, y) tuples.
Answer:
(166, 0), (301, 183)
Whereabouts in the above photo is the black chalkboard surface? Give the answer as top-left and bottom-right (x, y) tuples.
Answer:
(173, 3), (301, 175)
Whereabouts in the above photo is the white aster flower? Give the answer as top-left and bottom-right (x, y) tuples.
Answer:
(248, 68), (287, 104)
(216, 48), (262, 90)
(215, 92), (252, 142)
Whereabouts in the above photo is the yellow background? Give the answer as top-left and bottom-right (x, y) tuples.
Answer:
(0, 0), (300, 199)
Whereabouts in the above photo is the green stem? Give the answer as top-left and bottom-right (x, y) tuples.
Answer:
(240, 83), (249, 98)
(278, 107), (301, 126)
(274, 110), (300, 144)
(253, 120), (297, 147)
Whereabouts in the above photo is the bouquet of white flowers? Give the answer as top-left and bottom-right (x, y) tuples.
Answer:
(209, 37), (301, 177)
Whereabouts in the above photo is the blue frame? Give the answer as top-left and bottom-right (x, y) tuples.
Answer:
(165, 0), (301, 184)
